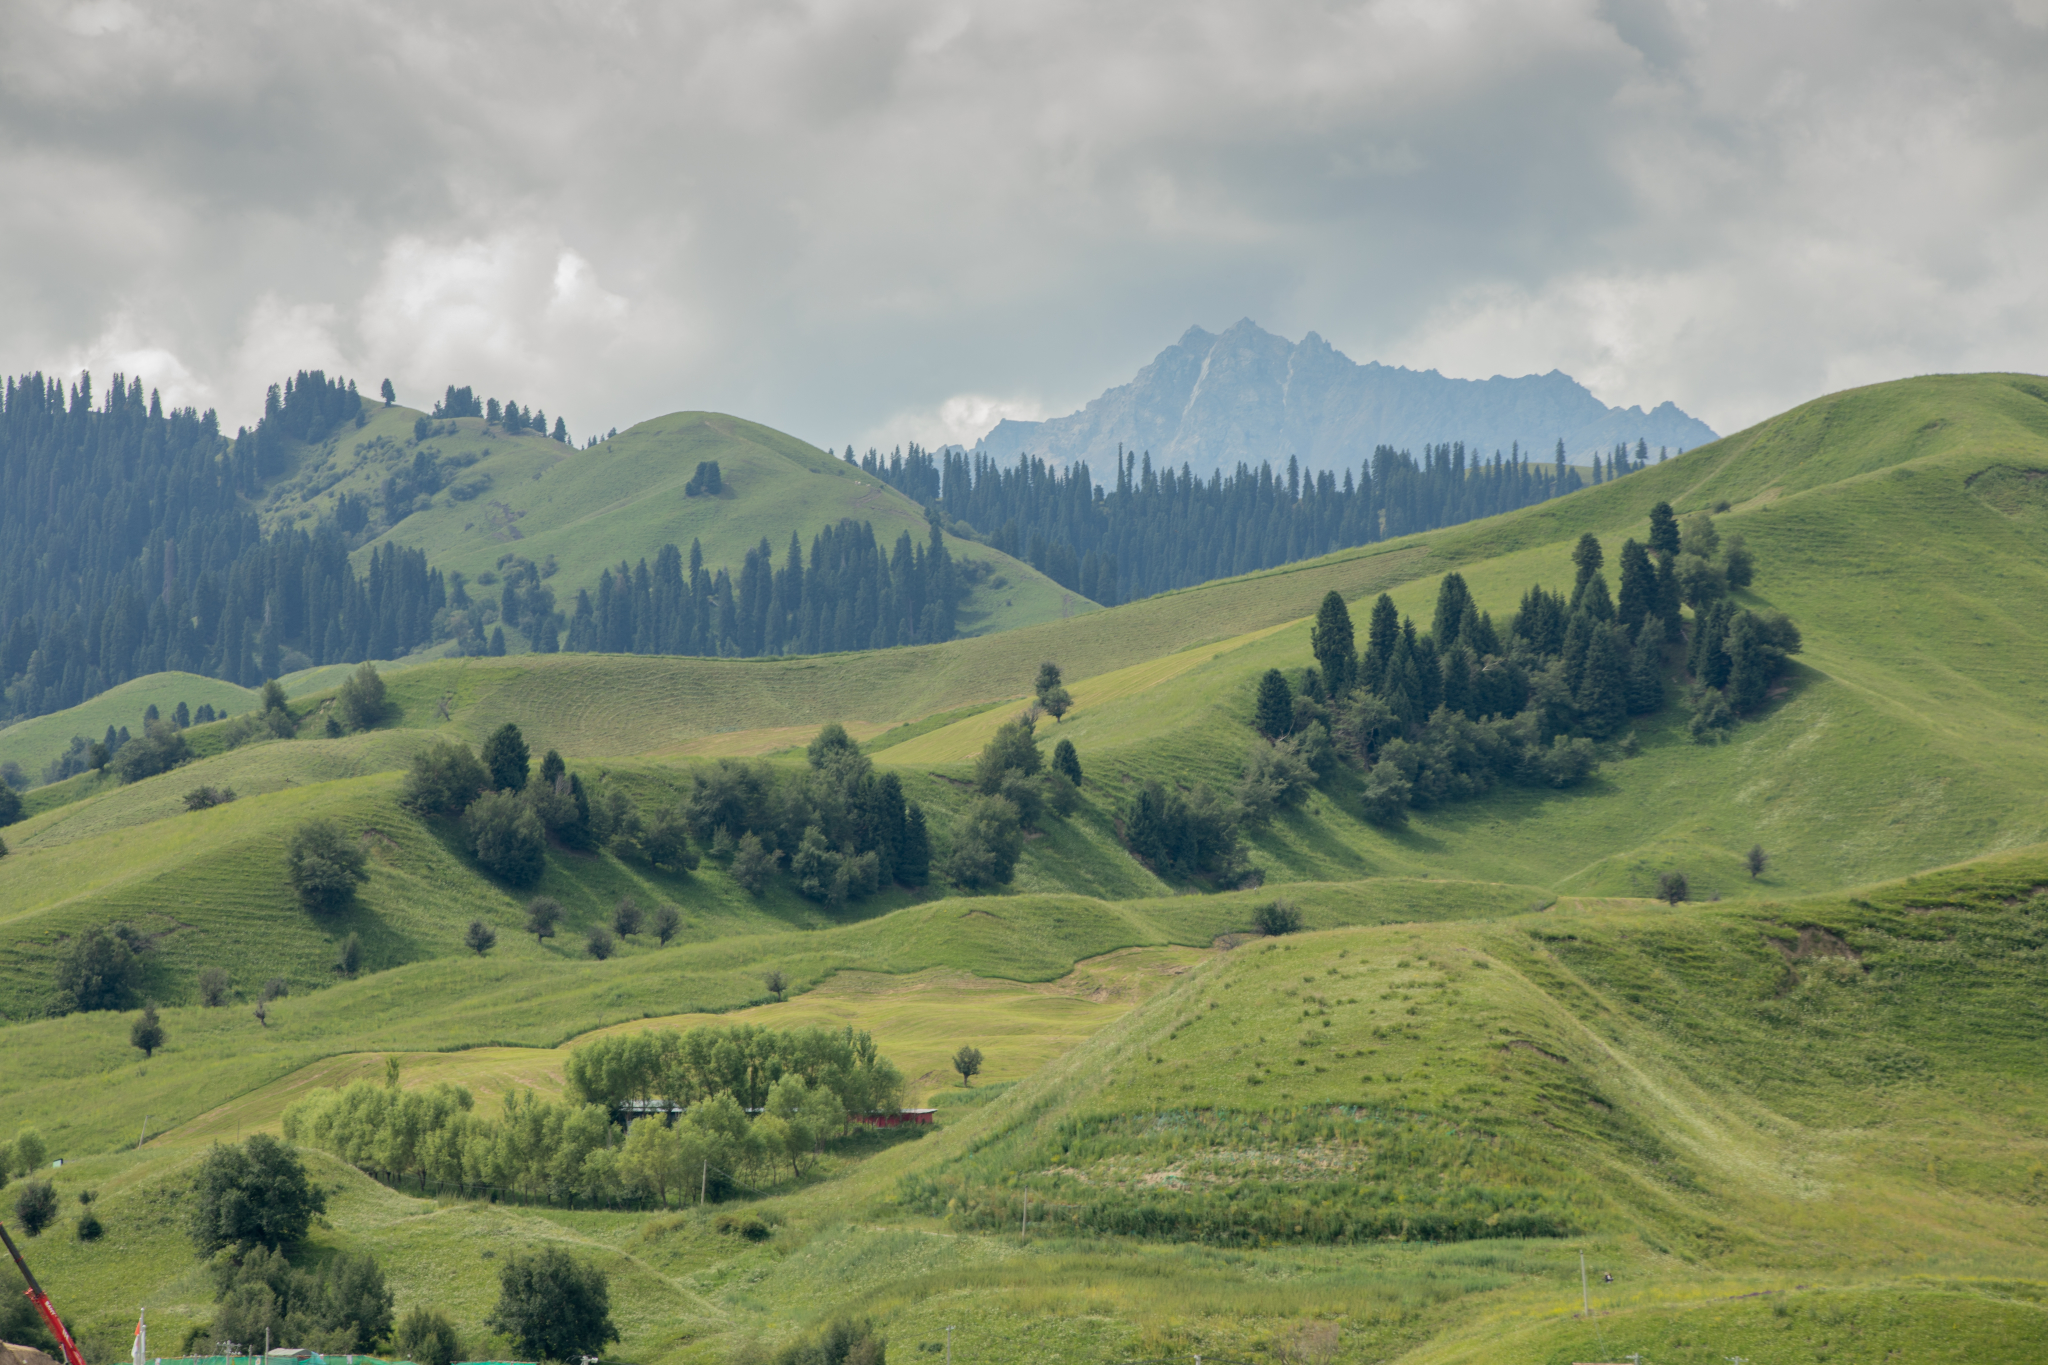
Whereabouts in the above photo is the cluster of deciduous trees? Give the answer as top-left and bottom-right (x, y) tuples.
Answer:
(563, 514), (964, 659)
(684, 724), (928, 903)
(1247, 503), (1797, 825)
(861, 437), (1613, 604)
(284, 1025), (901, 1205)
(402, 721), (688, 888)
(565, 1023), (904, 1116)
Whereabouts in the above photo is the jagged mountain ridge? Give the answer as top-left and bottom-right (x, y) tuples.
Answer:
(974, 318), (1717, 473)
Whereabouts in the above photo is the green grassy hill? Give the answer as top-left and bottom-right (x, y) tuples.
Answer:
(3, 372), (2047, 1365)
(259, 403), (1092, 640)
(0, 673), (256, 784)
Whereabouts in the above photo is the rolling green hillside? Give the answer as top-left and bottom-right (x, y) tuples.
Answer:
(0, 673), (256, 784)
(258, 402), (1093, 639)
(3, 372), (2047, 1365)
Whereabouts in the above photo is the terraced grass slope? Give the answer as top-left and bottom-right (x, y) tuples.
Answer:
(261, 402), (1090, 638)
(7, 854), (2042, 1365)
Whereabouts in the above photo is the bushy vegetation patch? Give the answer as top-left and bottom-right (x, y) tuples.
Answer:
(900, 1107), (1585, 1245)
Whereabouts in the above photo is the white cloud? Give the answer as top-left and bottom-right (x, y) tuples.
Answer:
(0, 0), (2045, 441)
(857, 394), (1052, 454)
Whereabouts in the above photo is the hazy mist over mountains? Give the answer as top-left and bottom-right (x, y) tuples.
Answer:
(973, 320), (1718, 473)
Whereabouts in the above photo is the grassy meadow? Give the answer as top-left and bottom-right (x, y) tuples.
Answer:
(4, 372), (2048, 1364)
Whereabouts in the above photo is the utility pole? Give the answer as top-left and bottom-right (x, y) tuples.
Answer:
(1579, 1249), (1589, 1317)
(701, 1160), (707, 1206)
(944, 1326), (952, 1365)
(137, 1116), (151, 1149)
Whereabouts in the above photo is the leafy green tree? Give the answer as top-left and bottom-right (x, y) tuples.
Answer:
(482, 723), (531, 792)
(379, 379), (396, 406)
(0, 781), (21, 827)
(75, 1207), (103, 1242)
(466, 791), (546, 884)
(612, 896), (643, 938)
(640, 806), (697, 870)
(126, 998), (162, 1064)
(393, 1306), (461, 1365)
(334, 932), (363, 978)
(465, 919), (497, 956)
(1647, 501), (1681, 560)
(1675, 553), (1726, 609)
(1253, 668), (1294, 739)
(652, 904), (682, 946)
(487, 1247), (619, 1364)
(1034, 661), (1074, 720)
(189, 1134), (328, 1253)
(973, 718), (1042, 792)
(199, 966), (230, 1006)
(1657, 870), (1690, 905)
(730, 832), (774, 895)
(1311, 591), (1357, 695)
(113, 719), (190, 783)
(1680, 511), (1719, 559)
(952, 1045), (984, 1085)
(1687, 685), (1734, 744)
(13, 1180), (57, 1236)
(1237, 738), (1315, 823)
(585, 925), (614, 960)
(539, 748), (567, 788)
(525, 896), (564, 943)
(807, 721), (861, 770)
(943, 795), (1024, 889)
(1722, 533), (1755, 589)
(1358, 759), (1411, 826)
(764, 969), (789, 1001)
(1253, 899), (1303, 935)
(335, 662), (388, 732)
(287, 819), (369, 912)
(401, 740), (489, 816)
(56, 924), (145, 1012)
(1747, 844), (1768, 878)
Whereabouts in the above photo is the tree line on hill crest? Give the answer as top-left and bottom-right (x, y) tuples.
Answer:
(860, 436), (1668, 604)
(1, 363), (1690, 731)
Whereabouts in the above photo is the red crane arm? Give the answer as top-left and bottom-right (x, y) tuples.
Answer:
(0, 1219), (90, 1365)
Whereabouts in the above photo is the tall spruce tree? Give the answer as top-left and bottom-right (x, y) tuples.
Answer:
(1431, 573), (1474, 648)
(1615, 538), (1654, 638)
(1253, 669), (1295, 739)
(1310, 591), (1356, 696)
(1569, 534), (1604, 608)
(1361, 594), (1400, 693)
(1576, 625), (1629, 737)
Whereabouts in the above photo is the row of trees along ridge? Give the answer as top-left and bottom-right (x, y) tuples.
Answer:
(860, 436), (1672, 604)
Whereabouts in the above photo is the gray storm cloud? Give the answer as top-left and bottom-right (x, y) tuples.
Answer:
(1, 0), (2043, 447)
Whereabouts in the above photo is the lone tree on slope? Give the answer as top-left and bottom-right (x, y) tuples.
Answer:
(952, 1044), (984, 1086)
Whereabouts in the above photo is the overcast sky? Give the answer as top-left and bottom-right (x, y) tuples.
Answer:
(3, 0), (2044, 452)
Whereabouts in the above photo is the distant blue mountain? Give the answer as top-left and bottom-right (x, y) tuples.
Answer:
(974, 319), (1717, 474)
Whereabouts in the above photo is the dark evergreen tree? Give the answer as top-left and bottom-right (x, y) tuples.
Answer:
(1569, 534), (1604, 608)
(1361, 594), (1400, 692)
(1431, 573), (1474, 648)
(1253, 669), (1295, 739)
(1310, 590), (1356, 695)
(1052, 737), (1083, 786)
(1576, 625), (1629, 738)
(1615, 538), (1654, 638)
(1648, 501), (1681, 559)
(482, 723), (530, 792)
